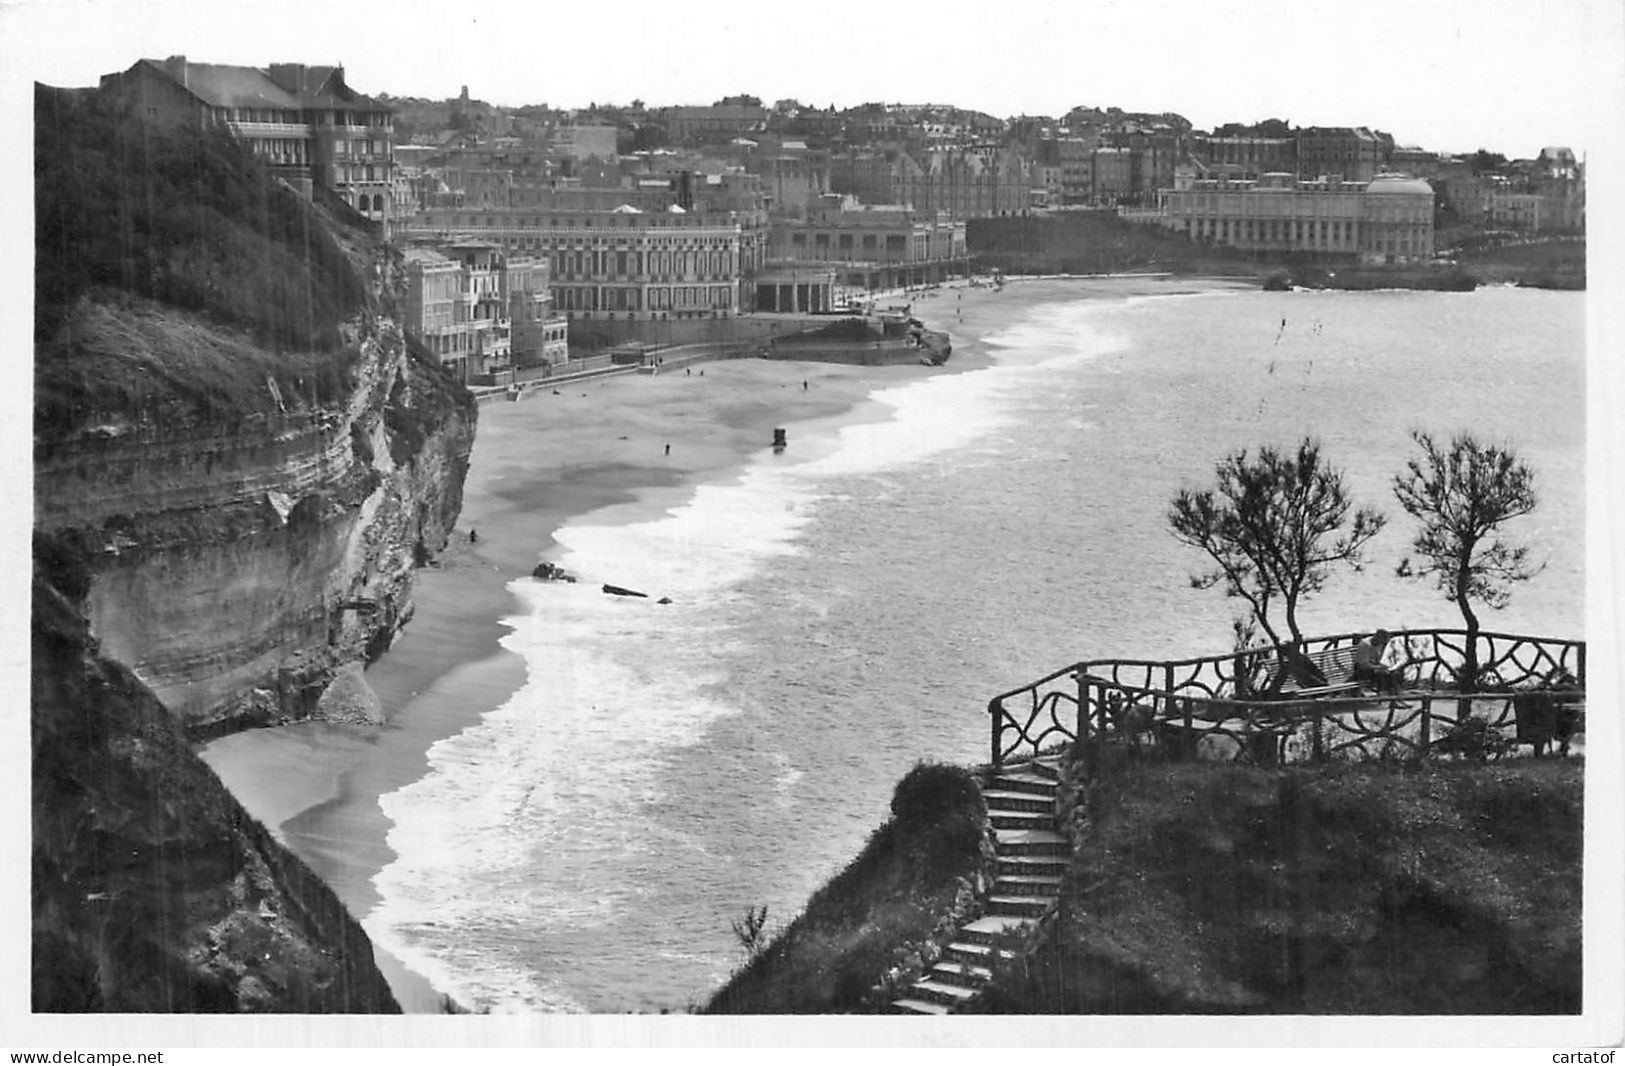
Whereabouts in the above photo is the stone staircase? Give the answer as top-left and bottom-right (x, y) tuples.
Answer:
(890, 756), (1067, 1015)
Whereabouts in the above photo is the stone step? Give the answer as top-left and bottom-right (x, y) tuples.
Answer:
(944, 940), (1018, 966)
(1028, 758), (1063, 780)
(982, 789), (1055, 813)
(986, 894), (1052, 918)
(994, 828), (1069, 856)
(891, 997), (951, 1015)
(929, 960), (994, 987)
(994, 873), (1064, 896)
(909, 978), (982, 1007)
(960, 914), (1038, 946)
(991, 811), (1056, 831)
(997, 855), (1069, 877)
(987, 771), (1060, 797)
(1000, 758), (1062, 780)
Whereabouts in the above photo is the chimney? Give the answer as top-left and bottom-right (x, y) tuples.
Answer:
(267, 63), (304, 93)
(165, 55), (188, 87)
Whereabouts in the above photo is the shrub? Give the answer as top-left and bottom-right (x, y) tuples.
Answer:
(891, 761), (984, 832)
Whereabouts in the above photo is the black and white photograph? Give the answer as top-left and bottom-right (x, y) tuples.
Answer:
(5, 0), (1622, 1053)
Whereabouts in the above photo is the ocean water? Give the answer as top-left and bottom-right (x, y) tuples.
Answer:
(366, 283), (1586, 1013)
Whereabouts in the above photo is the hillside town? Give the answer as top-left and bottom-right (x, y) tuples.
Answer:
(94, 55), (1586, 388)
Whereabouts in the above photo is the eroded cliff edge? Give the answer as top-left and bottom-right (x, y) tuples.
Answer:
(31, 565), (402, 1012)
(32, 83), (474, 1010)
(35, 85), (476, 734)
(35, 301), (475, 732)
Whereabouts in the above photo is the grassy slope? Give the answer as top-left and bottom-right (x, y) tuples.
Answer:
(979, 757), (1582, 1014)
(705, 756), (1582, 1015)
(704, 763), (991, 1014)
(34, 83), (371, 436)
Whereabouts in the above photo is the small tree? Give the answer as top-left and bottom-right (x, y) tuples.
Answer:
(1392, 430), (1540, 692)
(730, 905), (771, 958)
(1169, 438), (1386, 651)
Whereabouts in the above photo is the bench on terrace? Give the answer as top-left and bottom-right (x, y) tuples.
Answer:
(1259, 644), (1369, 698)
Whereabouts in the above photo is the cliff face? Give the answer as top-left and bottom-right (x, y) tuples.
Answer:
(35, 297), (476, 732)
(31, 570), (400, 1012)
(32, 82), (472, 1012)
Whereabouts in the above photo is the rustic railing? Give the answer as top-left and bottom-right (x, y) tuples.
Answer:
(988, 629), (1585, 768)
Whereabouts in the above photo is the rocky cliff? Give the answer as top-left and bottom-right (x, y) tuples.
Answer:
(31, 566), (401, 1012)
(35, 299), (475, 732)
(31, 83), (473, 1010)
(34, 83), (476, 733)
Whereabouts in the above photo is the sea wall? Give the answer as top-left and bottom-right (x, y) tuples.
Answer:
(763, 337), (946, 367)
(565, 312), (822, 352)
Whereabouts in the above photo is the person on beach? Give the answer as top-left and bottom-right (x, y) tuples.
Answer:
(664, 443), (670, 456)
(1353, 630), (1400, 694)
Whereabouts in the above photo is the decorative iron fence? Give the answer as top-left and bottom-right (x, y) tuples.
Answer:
(988, 629), (1585, 768)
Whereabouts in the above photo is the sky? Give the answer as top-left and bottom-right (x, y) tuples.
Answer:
(4, 0), (1621, 157)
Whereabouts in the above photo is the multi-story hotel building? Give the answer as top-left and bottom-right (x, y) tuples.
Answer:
(396, 164), (776, 331)
(1295, 126), (1388, 183)
(1195, 135), (1296, 180)
(399, 204), (750, 327)
(98, 56), (394, 227)
(831, 147), (1032, 218)
(402, 241), (566, 384)
(1159, 172), (1435, 264)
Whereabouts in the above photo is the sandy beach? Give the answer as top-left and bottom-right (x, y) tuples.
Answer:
(200, 273), (1240, 1011)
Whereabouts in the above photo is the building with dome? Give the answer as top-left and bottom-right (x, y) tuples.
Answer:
(1157, 171), (1434, 263)
(1360, 174), (1436, 263)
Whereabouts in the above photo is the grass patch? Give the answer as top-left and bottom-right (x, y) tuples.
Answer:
(703, 762), (989, 1014)
(35, 83), (369, 353)
(977, 758), (1582, 1014)
(34, 295), (360, 443)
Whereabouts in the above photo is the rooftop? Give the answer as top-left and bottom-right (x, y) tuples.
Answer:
(1365, 173), (1433, 195)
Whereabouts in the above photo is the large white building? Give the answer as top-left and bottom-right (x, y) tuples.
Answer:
(1159, 172), (1435, 264)
(400, 204), (752, 326)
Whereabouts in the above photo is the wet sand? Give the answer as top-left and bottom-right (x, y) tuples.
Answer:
(200, 273), (1245, 1012)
